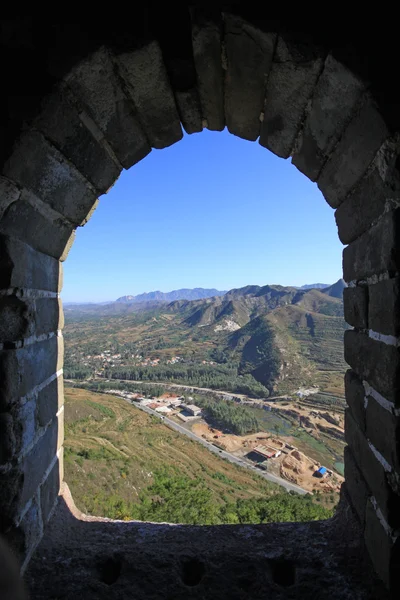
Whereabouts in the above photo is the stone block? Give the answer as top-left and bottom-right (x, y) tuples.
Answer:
(117, 41), (183, 149)
(224, 14), (275, 141)
(343, 209), (400, 282)
(0, 234), (62, 292)
(0, 175), (20, 221)
(0, 413), (16, 465)
(344, 446), (369, 524)
(36, 297), (64, 335)
(0, 336), (62, 411)
(34, 88), (121, 194)
(0, 191), (75, 260)
(344, 329), (400, 405)
(0, 397), (37, 465)
(260, 35), (324, 158)
(191, 8), (224, 131)
(318, 96), (389, 208)
(0, 531), (27, 597)
(172, 88), (203, 134)
(335, 167), (393, 245)
(66, 47), (151, 169)
(37, 375), (64, 428)
(366, 395), (400, 471)
(344, 369), (366, 431)
(368, 278), (400, 336)
(364, 499), (400, 594)
(4, 495), (43, 566)
(0, 296), (33, 342)
(345, 408), (400, 528)
(343, 286), (368, 329)
(19, 418), (59, 511)
(0, 469), (24, 530)
(292, 54), (365, 180)
(2, 131), (98, 226)
(0, 296), (62, 343)
(159, 18), (202, 135)
(40, 455), (62, 525)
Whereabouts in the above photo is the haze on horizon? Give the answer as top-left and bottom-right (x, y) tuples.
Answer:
(62, 130), (342, 303)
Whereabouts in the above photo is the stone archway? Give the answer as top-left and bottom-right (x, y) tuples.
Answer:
(0, 9), (399, 595)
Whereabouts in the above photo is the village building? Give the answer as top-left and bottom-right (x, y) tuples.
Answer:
(186, 404), (202, 417)
(315, 466), (328, 478)
(253, 445), (282, 460)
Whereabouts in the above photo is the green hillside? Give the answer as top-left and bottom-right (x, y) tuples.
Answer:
(64, 281), (348, 399)
(64, 387), (333, 523)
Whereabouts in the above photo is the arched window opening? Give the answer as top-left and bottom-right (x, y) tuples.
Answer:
(0, 13), (398, 597)
(62, 130), (345, 525)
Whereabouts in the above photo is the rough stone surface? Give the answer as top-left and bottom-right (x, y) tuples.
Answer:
(18, 419), (59, 512)
(24, 485), (389, 599)
(224, 14), (275, 141)
(5, 496), (43, 567)
(343, 209), (400, 282)
(0, 175), (21, 221)
(191, 9), (224, 131)
(0, 336), (62, 411)
(343, 285), (368, 329)
(335, 154), (400, 244)
(0, 398), (36, 465)
(364, 499), (400, 594)
(116, 41), (183, 149)
(0, 468), (23, 531)
(0, 297), (62, 343)
(0, 413), (16, 465)
(369, 278), (400, 336)
(292, 54), (365, 180)
(37, 376), (64, 429)
(33, 89), (121, 194)
(0, 191), (75, 260)
(345, 408), (400, 528)
(0, 534), (28, 599)
(40, 456), (62, 526)
(172, 89), (202, 134)
(2, 131), (98, 226)
(66, 47), (151, 169)
(260, 35), (323, 158)
(366, 396), (400, 470)
(318, 96), (389, 208)
(344, 446), (369, 524)
(345, 368), (366, 431)
(159, 18), (203, 135)
(0, 234), (62, 292)
(344, 329), (400, 405)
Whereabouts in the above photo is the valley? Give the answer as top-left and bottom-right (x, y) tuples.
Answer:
(63, 281), (348, 514)
(64, 279), (348, 398)
(64, 386), (335, 523)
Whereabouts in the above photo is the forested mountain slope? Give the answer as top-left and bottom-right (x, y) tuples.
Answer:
(64, 281), (348, 398)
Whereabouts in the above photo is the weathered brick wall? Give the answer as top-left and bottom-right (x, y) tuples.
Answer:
(340, 218), (400, 588)
(0, 220), (65, 571)
(0, 8), (399, 593)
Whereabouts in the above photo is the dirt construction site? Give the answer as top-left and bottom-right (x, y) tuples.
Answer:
(191, 422), (344, 494)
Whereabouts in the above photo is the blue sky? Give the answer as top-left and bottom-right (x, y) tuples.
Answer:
(62, 129), (343, 303)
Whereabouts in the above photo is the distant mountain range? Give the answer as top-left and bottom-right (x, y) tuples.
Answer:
(114, 282), (344, 305)
(116, 288), (227, 304)
(65, 279), (348, 396)
(299, 283), (330, 290)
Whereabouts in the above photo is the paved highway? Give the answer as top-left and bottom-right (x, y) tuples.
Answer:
(130, 400), (308, 495)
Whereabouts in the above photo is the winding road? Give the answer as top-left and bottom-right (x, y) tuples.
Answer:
(129, 399), (308, 495)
